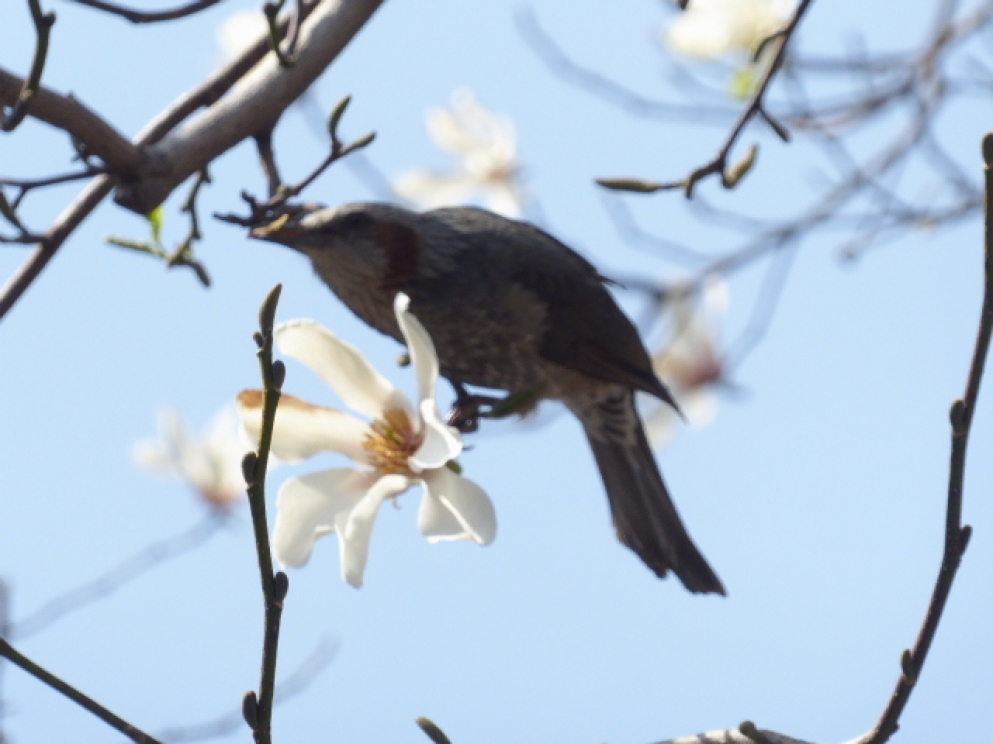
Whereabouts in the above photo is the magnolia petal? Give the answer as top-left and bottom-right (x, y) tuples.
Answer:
(273, 469), (376, 568)
(426, 99), (481, 156)
(202, 408), (252, 499)
(394, 293), (440, 405)
(410, 398), (462, 472)
(339, 473), (413, 588)
(419, 467), (496, 545)
(237, 390), (371, 465)
(394, 170), (478, 210)
(484, 183), (524, 219)
(132, 439), (173, 474)
(645, 405), (680, 448)
(275, 320), (412, 421)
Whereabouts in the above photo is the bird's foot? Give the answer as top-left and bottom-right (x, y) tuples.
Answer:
(446, 386), (542, 433)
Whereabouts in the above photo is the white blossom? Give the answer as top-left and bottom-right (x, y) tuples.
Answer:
(133, 407), (249, 509)
(666, 0), (795, 60)
(646, 279), (730, 446)
(394, 89), (525, 218)
(216, 8), (269, 61)
(238, 294), (495, 588)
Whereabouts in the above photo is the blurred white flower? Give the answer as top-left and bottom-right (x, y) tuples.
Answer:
(665, 0), (794, 60)
(238, 293), (496, 588)
(394, 89), (525, 218)
(216, 8), (269, 61)
(134, 407), (249, 509)
(646, 278), (730, 446)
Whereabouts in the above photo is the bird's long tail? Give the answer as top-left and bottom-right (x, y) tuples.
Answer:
(576, 389), (725, 595)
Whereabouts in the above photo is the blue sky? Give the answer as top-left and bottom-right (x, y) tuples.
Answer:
(1, 0), (991, 742)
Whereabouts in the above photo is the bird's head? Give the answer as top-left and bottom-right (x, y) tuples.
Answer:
(250, 202), (431, 293)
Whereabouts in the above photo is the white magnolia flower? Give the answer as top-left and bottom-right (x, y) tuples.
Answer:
(394, 89), (525, 218)
(134, 407), (249, 509)
(646, 279), (730, 446)
(238, 293), (496, 588)
(665, 0), (794, 61)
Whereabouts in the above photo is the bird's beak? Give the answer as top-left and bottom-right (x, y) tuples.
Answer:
(248, 213), (307, 249)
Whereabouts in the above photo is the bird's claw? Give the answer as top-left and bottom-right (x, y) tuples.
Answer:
(446, 393), (503, 433)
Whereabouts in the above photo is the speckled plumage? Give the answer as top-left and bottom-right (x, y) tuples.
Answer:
(251, 202), (724, 594)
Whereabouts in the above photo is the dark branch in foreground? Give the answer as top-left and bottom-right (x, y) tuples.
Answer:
(240, 285), (287, 744)
(855, 132), (992, 744)
(0, 638), (163, 744)
(156, 638), (337, 743)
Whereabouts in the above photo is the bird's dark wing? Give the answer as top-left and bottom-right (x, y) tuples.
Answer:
(436, 210), (675, 405)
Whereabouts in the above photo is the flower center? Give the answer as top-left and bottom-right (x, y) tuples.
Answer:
(363, 408), (422, 477)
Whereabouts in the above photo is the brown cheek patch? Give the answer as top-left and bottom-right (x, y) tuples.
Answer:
(372, 220), (421, 291)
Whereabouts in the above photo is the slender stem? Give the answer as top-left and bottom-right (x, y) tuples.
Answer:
(0, 638), (163, 744)
(861, 134), (992, 744)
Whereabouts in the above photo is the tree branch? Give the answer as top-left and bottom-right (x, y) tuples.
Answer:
(1, 0), (56, 133)
(0, 0), (361, 322)
(0, 638), (163, 744)
(240, 285), (288, 744)
(853, 132), (991, 744)
(114, 0), (386, 215)
(0, 69), (143, 176)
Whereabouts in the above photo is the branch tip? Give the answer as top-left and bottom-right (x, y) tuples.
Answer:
(328, 94), (352, 141)
(415, 717), (453, 744)
(258, 284), (283, 336)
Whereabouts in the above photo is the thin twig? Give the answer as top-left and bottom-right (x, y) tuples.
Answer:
(64, 0), (224, 23)
(858, 134), (991, 744)
(1, 0), (56, 132)
(241, 285), (288, 744)
(0, 168), (105, 193)
(9, 515), (222, 640)
(677, 0), (814, 196)
(0, 638), (163, 744)
(254, 130), (283, 198)
(0, 0), (325, 321)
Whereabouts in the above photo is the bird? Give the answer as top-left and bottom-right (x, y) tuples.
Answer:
(250, 202), (725, 595)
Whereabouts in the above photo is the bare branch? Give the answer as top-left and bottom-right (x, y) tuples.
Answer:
(0, 0), (364, 322)
(854, 135), (992, 744)
(0, 70), (143, 175)
(240, 285), (287, 744)
(114, 0), (386, 215)
(64, 0), (224, 23)
(1, 0), (56, 132)
(0, 638), (163, 744)
(674, 0), (815, 196)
